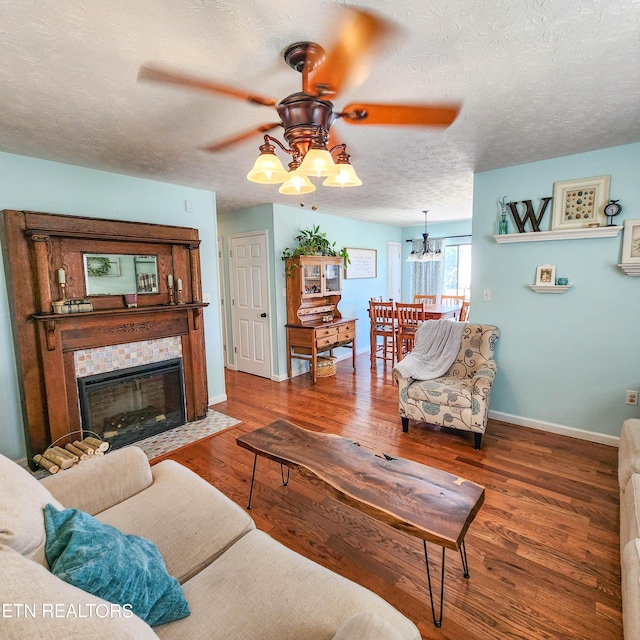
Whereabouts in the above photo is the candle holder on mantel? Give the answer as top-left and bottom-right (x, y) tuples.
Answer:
(167, 285), (176, 305)
(58, 281), (67, 301)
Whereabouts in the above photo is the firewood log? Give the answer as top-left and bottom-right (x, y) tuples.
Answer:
(42, 449), (74, 470)
(52, 446), (78, 463)
(83, 437), (110, 453)
(64, 443), (88, 460)
(73, 440), (95, 455)
(33, 454), (59, 474)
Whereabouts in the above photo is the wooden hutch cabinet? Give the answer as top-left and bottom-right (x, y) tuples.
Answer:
(285, 255), (356, 383)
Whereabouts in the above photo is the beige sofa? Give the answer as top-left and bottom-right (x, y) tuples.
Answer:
(619, 418), (640, 640)
(0, 446), (420, 640)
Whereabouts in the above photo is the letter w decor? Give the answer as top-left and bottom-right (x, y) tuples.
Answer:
(508, 197), (552, 233)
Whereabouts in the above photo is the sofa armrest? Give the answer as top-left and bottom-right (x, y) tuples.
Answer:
(331, 612), (407, 640)
(40, 446), (153, 515)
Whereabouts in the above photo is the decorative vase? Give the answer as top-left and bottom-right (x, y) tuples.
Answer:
(498, 213), (508, 235)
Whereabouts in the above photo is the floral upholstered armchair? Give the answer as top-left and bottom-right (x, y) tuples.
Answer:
(393, 324), (500, 449)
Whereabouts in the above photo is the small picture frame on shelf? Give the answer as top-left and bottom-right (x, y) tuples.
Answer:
(535, 263), (556, 285)
(621, 218), (640, 264)
(551, 175), (610, 231)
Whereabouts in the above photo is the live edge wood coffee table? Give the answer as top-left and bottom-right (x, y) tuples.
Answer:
(236, 419), (485, 627)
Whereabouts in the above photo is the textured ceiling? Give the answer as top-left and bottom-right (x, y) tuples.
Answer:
(0, 0), (639, 226)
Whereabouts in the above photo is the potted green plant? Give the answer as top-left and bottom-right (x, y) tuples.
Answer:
(281, 225), (350, 275)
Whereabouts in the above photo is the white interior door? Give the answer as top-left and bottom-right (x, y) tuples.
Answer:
(387, 241), (402, 301)
(229, 232), (272, 379)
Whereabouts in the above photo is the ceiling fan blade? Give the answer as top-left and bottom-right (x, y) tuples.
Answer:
(138, 64), (277, 107)
(340, 102), (460, 127)
(200, 123), (282, 152)
(308, 8), (397, 98)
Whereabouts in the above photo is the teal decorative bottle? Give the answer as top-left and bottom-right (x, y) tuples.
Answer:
(498, 212), (508, 235)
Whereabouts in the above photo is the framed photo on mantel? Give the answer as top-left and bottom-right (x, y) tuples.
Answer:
(551, 175), (610, 231)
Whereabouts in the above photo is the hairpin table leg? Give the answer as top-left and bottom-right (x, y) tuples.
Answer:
(423, 541), (446, 628)
(246, 454), (258, 510)
(280, 464), (290, 486)
(460, 540), (470, 579)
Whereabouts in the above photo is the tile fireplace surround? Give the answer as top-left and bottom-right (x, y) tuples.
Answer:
(74, 337), (183, 378)
(0, 209), (210, 465)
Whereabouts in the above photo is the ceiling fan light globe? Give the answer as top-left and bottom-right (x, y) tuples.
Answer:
(247, 153), (288, 184)
(298, 148), (339, 177)
(278, 171), (316, 195)
(323, 163), (362, 187)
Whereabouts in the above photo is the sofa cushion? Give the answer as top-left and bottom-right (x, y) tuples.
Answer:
(619, 419), (640, 492)
(154, 529), (420, 640)
(96, 459), (255, 583)
(0, 544), (159, 640)
(41, 446), (153, 515)
(406, 375), (473, 408)
(621, 538), (640, 640)
(0, 453), (63, 565)
(44, 504), (190, 627)
(620, 474), (640, 551)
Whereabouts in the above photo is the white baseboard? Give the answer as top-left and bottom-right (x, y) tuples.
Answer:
(208, 393), (227, 405)
(489, 410), (620, 447)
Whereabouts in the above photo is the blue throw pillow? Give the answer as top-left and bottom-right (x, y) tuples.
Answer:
(43, 503), (189, 627)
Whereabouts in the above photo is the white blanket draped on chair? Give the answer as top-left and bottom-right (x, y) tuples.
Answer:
(393, 320), (467, 380)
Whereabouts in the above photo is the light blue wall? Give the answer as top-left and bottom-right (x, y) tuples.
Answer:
(0, 152), (224, 460)
(401, 220), (472, 300)
(218, 203), (402, 379)
(472, 142), (640, 438)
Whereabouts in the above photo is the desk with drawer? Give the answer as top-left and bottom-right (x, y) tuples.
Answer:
(286, 318), (356, 384)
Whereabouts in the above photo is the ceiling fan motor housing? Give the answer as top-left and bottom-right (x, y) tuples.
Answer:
(277, 92), (338, 157)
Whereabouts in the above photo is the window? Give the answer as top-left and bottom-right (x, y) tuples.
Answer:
(443, 237), (472, 299)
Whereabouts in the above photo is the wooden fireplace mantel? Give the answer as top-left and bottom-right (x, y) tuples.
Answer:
(0, 210), (210, 461)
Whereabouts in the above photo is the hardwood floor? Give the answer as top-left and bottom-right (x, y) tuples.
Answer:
(164, 354), (622, 640)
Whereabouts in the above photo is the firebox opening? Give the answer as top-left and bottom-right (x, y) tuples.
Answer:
(77, 358), (186, 450)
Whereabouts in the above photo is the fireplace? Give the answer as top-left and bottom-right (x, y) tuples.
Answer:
(78, 359), (186, 450)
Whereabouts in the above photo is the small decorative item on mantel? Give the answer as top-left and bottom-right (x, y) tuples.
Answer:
(604, 199), (622, 226)
(53, 298), (94, 314)
(498, 196), (509, 235)
(124, 293), (138, 308)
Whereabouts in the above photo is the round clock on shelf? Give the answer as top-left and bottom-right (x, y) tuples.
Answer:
(604, 199), (622, 226)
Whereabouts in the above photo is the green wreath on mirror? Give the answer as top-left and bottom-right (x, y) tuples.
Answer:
(86, 256), (112, 278)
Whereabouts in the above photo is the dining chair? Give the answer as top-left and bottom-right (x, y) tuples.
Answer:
(460, 300), (470, 322)
(413, 294), (437, 305)
(369, 300), (396, 368)
(395, 302), (426, 362)
(441, 295), (466, 320)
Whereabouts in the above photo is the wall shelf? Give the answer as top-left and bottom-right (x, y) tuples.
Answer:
(494, 226), (622, 243)
(529, 285), (572, 294)
(618, 263), (640, 276)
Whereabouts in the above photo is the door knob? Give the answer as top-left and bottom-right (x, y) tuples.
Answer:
(260, 313), (267, 317)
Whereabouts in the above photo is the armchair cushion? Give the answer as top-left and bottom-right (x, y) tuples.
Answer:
(406, 375), (473, 408)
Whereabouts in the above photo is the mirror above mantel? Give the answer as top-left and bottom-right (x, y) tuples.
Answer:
(84, 253), (159, 296)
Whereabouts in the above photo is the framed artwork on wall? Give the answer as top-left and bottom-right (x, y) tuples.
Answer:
(621, 219), (640, 264)
(551, 175), (610, 231)
(535, 263), (556, 285)
(344, 248), (377, 279)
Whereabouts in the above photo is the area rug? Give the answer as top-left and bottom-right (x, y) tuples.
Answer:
(134, 410), (242, 461)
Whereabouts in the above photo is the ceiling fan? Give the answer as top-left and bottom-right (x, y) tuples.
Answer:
(138, 7), (460, 193)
